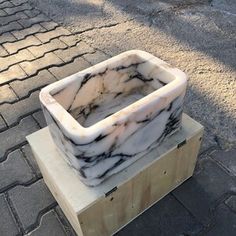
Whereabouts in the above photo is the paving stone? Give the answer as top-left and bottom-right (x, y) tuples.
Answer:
(40, 21), (58, 30)
(0, 149), (34, 192)
(11, 0), (29, 6)
(0, 1), (13, 9)
(12, 24), (45, 40)
(28, 38), (67, 57)
(22, 144), (41, 177)
(0, 116), (38, 160)
(0, 49), (34, 71)
(24, 8), (41, 18)
(8, 179), (56, 231)
(118, 194), (203, 236)
(0, 90), (41, 126)
(225, 195), (236, 212)
(4, 35), (42, 54)
(0, 64), (27, 85)
(19, 14), (50, 28)
(0, 45), (8, 56)
(0, 32), (16, 44)
(83, 51), (110, 65)
(55, 206), (77, 236)
(0, 12), (28, 26)
(204, 203), (236, 236)
(36, 27), (71, 43)
(0, 21), (22, 35)
(0, 9), (6, 16)
(59, 35), (80, 47)
(49, 57), (90, 80)
(20, 52), (63, 75)
(28, 210), (66, 236)
(210, 149), (236, 176)
(0, 84), (18, 103)
(10, 70), (56, 98)
(172, 158), (236, 226)
(32, 110), (47, 128)
(54, 42), (95, 63)
(0, 115), (6, 131)
(4, 3), (32, 15)
(0, 194), (19, 236)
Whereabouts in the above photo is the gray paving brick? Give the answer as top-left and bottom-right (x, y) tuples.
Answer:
(0, 9), (6, 16)
(4, 35), (41, 54)
(0, 32), (16, 44)
(59, 35), (80, 47)
(0, 45), (8, 56)
(20, 52), (63, 75)
(10, 70), (56, 98)
(172, 159), (236, 226)
(0, 21), (22, 35)
(0, 12), (28, 26)
(28, 210), (66, 236)
(0, 115), (6, 131)
(204, 203), (236, 236)
(0, 1), (13, 9)
(118, 194), (203, 236)
(28, 38), (67, 57)
(12, 24), (45, 40)
(54, 42), (95, 63)
(40, 21), (58, 31)
(0, 64), (27, 85)
(24, 9), (41, 18)
(211, 149), (236, 176)
(49, 57), (90, 80)
(4, 3), (31, 15)
(83, 51), (110, 65)
(11, 0), (29, 6)
(55, 206), (76, 236)
(225, 195), (236, 212)
(0, 49), (34, 71)
(22, 144), (41, 177)
(0, 149), (34, 192)
(0, 84), (18, 103)
(19, 14), (50, 28)
(36, 27), (71, 43)
(32, 110), (47, 128)
(0, 194), (19, 236)
(0, 90), (41, 126)
(8, 179), (56, 231)
(0, 116), (38, 160)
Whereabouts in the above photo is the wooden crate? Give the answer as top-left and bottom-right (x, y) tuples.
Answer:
(26, 114), (203, 236)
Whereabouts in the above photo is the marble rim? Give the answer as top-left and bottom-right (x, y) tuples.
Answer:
(40, 50), (187, 144)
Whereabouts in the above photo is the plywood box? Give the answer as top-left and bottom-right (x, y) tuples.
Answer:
(27, 114), (203, 236)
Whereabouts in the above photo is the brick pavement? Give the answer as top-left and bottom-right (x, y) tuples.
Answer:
(0, 1), (235, 235)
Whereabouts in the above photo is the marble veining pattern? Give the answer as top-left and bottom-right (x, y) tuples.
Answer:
(40, 50), (187, 186)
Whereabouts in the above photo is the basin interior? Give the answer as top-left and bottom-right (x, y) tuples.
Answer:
(52, 57), (173, 128)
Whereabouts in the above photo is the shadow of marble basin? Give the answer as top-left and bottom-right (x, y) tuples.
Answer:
(39, 50), (187, 186)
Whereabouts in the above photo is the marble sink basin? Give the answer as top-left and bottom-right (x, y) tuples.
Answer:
(39, 50), (187, 186)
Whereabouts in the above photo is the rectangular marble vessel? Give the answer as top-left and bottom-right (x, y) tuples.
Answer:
(39, 50), (187, 186)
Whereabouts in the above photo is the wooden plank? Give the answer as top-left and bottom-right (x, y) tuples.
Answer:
(27, 113), (203, 236)
(78, 131), (203, 236)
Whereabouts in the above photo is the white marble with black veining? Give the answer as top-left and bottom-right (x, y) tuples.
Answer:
(39, 50), (187, 186)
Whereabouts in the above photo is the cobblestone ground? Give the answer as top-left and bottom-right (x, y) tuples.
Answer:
(0, 0), (235, 235)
